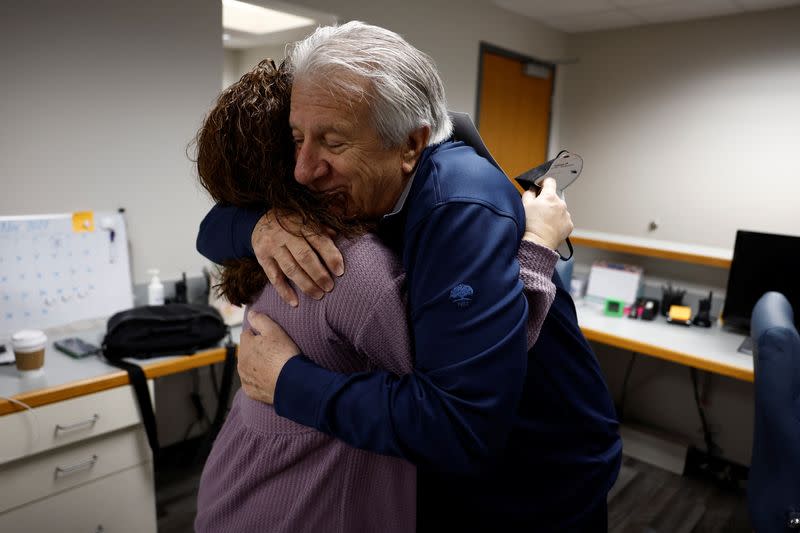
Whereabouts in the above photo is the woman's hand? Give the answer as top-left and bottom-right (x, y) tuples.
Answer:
(252, 210), (344, 307)
(238, 311), (300, 405)
(521, 177), (573, 250)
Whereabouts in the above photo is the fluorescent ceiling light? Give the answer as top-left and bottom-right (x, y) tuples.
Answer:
(222, 0), (315, 35)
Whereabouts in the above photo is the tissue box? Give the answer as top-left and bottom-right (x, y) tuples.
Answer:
(586, 261), (643, 305)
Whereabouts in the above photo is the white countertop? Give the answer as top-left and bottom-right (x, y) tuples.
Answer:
(575, 299), (753, 380)
(1, 325), (241, 401)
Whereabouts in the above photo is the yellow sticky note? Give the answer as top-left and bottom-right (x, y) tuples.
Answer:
(668, 305), (692, 322)
(72, 211), (95, 232)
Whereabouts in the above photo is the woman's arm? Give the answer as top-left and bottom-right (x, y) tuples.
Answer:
(517, 178), (572, 349)
(517, 240), (559, 350)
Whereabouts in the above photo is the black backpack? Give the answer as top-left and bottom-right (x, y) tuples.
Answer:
(102, 304), (234, 455)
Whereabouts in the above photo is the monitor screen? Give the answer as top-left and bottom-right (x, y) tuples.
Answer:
(722, 230), (800, 332)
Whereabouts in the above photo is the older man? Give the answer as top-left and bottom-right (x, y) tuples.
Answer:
(197, 22), (620, 531)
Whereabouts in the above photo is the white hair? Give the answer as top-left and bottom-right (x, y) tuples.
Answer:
(287, 21), (453, 147)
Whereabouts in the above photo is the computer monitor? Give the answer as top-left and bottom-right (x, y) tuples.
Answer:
(722, 230), (800, 332)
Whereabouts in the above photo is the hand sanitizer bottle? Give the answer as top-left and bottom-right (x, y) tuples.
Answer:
(147, 269), (165, 306)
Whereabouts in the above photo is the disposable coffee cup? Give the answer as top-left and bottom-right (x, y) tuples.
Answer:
(11, 329), (47, 376)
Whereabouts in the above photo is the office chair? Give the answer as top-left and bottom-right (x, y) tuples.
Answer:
(748, 291), (800, 531)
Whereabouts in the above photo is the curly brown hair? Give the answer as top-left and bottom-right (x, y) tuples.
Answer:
(194, 59), (364, 306)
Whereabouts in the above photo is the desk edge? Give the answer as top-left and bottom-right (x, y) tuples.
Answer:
(581, 326), (753, 382)
(0, 346), (233, 416)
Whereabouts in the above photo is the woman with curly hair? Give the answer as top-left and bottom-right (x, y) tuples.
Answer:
(193, 59), (559, 532)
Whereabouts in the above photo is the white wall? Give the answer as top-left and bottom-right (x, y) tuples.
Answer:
(223, 48), (242, 89)
(0, 0), (222, 284)
(226, 26), (309, 86)
(559, 6), (800, 250)
(224, 45), (288, 91)
(237, 44), (291, 74)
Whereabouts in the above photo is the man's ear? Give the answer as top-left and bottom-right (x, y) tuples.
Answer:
(401, 125), (431, 174)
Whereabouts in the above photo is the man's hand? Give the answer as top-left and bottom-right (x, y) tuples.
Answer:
(238, 311), (300, 405)
(252, 210), (345, 307)
(522, 177), (574, 250)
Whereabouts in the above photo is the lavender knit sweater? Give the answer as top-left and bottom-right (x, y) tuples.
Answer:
(195, 234), (557, 533)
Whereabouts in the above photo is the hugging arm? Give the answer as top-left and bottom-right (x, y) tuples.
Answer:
(197, 203), (343, 305)
(275, 204), (537, 474)
(197, 203), (263, 264)
(200, 200), (561, 473)
(196, 203), (557, 325)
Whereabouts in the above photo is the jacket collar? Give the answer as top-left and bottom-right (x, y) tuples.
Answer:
(381, 142), (441, 224)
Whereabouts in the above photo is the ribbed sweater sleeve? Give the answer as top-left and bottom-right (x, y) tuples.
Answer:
(517, 240), (558, 349)
(321, 236), (413, 376)
(351, 278), (412, 375)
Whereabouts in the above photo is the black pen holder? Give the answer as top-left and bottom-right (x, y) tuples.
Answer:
(661, 284), (686, 317)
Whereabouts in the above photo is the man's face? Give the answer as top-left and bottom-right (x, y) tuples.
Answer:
(289, 77), (408, 220)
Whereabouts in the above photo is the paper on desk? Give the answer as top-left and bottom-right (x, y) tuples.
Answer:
(586, 261), (643, 305)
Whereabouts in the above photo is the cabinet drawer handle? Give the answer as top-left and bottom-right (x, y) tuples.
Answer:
(54, 454), (98, 477)
(54, 414), (100, 435)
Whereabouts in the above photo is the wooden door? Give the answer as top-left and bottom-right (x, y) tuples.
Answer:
(477, 48), (554, 189)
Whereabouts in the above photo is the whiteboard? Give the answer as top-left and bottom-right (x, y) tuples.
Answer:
(0, 211), (134, 338)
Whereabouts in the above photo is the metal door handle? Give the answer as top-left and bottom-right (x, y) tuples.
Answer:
(54, 454), (98, 477)
(55, 414), (99, 435)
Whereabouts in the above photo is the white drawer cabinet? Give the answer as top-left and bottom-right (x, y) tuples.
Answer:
(0, 384), (157, 533)
(0, 426), (150, 514)
(0, 384), (149, 464)
(0, 462), (157, 533)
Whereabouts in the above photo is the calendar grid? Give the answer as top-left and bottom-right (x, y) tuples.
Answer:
(0, 212), (133, 338)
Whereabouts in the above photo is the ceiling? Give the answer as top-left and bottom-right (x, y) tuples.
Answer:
(493, 0), (800, 33)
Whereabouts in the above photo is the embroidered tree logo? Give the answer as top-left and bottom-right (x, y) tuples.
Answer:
(449, 283), (474, 308)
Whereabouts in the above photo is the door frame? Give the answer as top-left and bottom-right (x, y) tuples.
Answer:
(474, 42), (557, 151)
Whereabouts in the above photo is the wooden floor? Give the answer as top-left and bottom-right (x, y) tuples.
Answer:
(156, 441), (750, 533)
(608, 457), (750, 532)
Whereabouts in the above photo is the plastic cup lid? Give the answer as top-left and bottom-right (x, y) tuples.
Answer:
(11, 329), (47, 351)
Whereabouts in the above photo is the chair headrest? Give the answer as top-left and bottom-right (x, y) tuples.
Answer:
(751, 291), (796, 342)
(448, 111), (504, 174)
